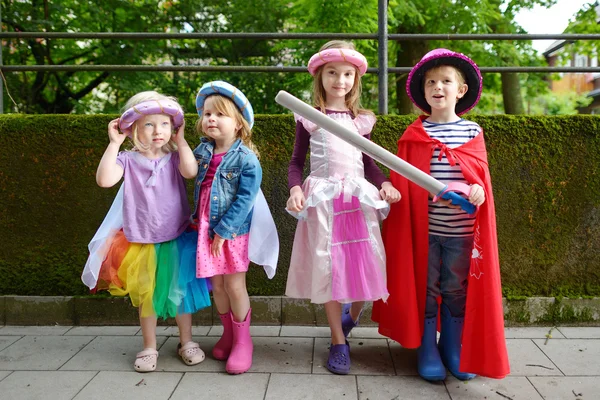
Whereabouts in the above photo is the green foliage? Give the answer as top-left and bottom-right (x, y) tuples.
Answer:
(527, 92), (594, 115)
(2, 0), (572, 116)
(1, 114), (600, 298)
(565, 2), (600, 57)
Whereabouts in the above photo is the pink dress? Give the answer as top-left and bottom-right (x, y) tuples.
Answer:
(195, 152), (250, 278)
(285, 113), (390, 304)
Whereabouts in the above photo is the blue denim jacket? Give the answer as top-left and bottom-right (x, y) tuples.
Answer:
(193, 138), (262, 240)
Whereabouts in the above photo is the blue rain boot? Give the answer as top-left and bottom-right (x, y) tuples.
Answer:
(438, 303), (476, 381)
(417, 317), (446, 381)
(341, 303), (363, 338)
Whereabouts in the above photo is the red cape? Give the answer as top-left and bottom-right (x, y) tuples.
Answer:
(372, 116), (510, 379)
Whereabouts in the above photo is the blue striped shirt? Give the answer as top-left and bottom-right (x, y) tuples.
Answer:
(424, 119), (481, 237)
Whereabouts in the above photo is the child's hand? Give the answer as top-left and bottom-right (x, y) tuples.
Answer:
(173, 120), (188, 148)
(436, 198), (461, 209)
(286, 186), (305, 212)
(469, 183), (485, 206)
(108, 118), (127, 146)
(380, 182), (401, 204)
(211, 234), (225, 257)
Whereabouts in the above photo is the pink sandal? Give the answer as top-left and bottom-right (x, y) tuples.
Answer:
(134, 348), (159, 372)
(178, 341), (205, 366)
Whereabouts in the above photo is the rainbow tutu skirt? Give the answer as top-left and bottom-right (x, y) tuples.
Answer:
(95, 228), (211, 319)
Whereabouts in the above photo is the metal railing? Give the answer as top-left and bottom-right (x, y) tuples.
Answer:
(1, 0), (600, 114)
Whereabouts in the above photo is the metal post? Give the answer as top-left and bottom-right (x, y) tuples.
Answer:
(377, 0), (388, 115)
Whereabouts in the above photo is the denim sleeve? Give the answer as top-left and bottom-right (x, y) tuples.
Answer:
(213, 154), (262, 240)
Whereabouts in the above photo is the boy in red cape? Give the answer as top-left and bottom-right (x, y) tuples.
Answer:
(371, 49), (509, 381)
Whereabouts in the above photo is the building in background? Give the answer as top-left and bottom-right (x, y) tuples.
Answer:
(543, 4), (600, 114)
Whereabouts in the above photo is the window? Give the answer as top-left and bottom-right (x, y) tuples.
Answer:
(575, 54), (588, 68)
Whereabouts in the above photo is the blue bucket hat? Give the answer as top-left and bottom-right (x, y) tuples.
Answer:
(195, 81), (254, 128)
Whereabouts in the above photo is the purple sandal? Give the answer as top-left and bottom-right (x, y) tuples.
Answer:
(326, 341), (351, 375)
(341, 303), (363, 338)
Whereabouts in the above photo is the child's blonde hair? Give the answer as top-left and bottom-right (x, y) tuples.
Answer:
(122, 91), (181, 153)
(195, 94), (260, 158)
(423, 65), (467, 86)
(312, 40), (373, 117)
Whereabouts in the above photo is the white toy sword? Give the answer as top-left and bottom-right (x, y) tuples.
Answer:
(274, 90), (476, 214)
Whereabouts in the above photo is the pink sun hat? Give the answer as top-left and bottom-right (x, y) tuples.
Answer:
(406, 48), (482, 115)
(307, 48), (368, 76)
(119, 99), (184, 136)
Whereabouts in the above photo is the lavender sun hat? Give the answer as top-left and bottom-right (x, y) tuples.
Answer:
(406, 48), (482, 115)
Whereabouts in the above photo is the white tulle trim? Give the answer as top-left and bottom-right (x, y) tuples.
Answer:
(287, 176), (389, 221)
(295, 112), (376, 136)
(81, 184), (125, 289)
(249, 189), (279, 279)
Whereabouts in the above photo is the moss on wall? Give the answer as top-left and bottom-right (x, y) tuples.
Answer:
(0, 114), (599, 297)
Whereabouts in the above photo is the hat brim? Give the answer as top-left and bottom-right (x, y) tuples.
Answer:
(196, 81), (254, 128)
(407, 54), (482, 116)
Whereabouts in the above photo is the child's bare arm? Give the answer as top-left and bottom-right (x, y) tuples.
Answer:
(174, 121), (198, 179)
(96, 119), (125, 188)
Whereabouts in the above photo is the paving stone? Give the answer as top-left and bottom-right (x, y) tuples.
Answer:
(207, 325), (280, 337)
(446, 376), (542, 399)
(252, 336), (313, 373)
(350, 327), (387, 339)
(0, 325), (72, 335)
(280, 326), (331, 337)
(0, 335), (93, 370)
(0, 371), (96, 400)
(65, 326), (141, 336)
(506, 339), (563, 376)
(59, 335), (167, 371)
(141, 325), (210, 337)
(5, 296), (74, 325)
(149, 336), (223, 372)
(265, 373), (358, 400)
(171, 372), (269, 400)
(0, 371), (11, 381)
(556, 327), (600, 339)
(313, 337), (394, 375)
(0, 336), (21, 352)
(389, 341), (419, 376)
(533, 338), (600, 375)
(73, 371), (182, 400)
(505, 326), (566, 339)
(357, 376), (451, 400)
(529, 376), (600, 400)
(249, 325), (281, 336)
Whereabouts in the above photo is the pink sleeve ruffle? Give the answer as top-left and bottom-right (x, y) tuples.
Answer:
(353, 113), (376, 135)
(294, 113), (319, 133)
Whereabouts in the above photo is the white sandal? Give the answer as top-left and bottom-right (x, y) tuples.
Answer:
(134, 348), (159, 372)
(178, 341), (205, 366)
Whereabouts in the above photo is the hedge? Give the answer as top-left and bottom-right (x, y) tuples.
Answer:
(0, 114), (599, 298)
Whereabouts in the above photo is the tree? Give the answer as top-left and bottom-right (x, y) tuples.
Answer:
(1, 0), (209, 113)
(387, 0), (555, 114)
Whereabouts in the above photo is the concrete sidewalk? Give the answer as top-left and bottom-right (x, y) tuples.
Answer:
(0, 325), (598, 400)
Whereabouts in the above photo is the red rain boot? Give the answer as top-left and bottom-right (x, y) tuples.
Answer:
(212, 311), (233, 361)
(226, 309), (253, 374)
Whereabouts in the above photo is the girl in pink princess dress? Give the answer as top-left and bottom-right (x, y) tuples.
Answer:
(285, 40), (401, 375)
